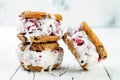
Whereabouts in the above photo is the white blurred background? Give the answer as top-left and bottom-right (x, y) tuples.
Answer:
(0, 0), (120, 27)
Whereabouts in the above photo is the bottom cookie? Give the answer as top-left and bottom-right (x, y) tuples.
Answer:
(21, 63), (60, 72)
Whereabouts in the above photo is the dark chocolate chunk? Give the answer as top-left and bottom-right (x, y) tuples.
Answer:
(39, 56), (42, 58)
(29, 32), (33, 34)
(22, 42), (30, 46)
(81, 60), (84, 63)
(34, 37), (38, 40)
(19, 33), (26, 35)
(50, 24), (52, 27)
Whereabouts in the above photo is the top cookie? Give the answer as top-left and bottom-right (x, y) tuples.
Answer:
(19, 11), (63, 21)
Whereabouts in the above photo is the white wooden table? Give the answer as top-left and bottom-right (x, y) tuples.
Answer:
(0, 26), (120, 80)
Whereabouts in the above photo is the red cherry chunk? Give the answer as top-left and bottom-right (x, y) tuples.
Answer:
(75, 38), (84, 46)
(98, 57), (102, 62)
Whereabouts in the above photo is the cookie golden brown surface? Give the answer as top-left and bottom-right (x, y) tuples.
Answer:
(30, 42), (59, 52)
(17, 33), (60, 43)
(80, 21), (107, 59)
(21, 63), (60, 72)
(30, 36), (60, 43)
(19, 42), (59, 52)
(19, 11), (63, 21)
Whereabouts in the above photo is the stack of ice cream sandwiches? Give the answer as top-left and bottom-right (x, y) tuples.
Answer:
(16, 11), (64, 72)
(16, 11), (108, 72)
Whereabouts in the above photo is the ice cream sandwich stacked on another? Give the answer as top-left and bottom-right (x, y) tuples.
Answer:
(63, 22), (107, 70)
(16, 11), (64, 72)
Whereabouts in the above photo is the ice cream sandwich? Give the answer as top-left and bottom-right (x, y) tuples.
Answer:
(17, 11), (63, 43)
(63, 21), (107, 70)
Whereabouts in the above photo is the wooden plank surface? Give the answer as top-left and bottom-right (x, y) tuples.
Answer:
(0, 27), (19, 80)
(11, 67), (34, 80)
(0, 27), (120, 80)
(0, 41), (19, 80)
(94, 28), (120, 80)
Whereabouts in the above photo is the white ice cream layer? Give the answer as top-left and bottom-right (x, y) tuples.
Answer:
(16, 44), (64, 71)
(17, 17), (62, 39)
(67, 29), (99, 69)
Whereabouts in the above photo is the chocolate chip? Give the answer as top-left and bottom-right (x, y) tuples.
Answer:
(39, 56), (42, 57)
(36, 50), (41, 52)
(23, 42), (30, 46)
(50, 24), (52, 27)
(81, 60), (84, 63)
(38, 28), (42, 31)
(20, 33), (26, 35)
(34, 37), (38, 40)
(78, 27), (82, 31)
(56, 20), (59, 22)
(50, 32), (55, 36)
(29, 32), (33, 34)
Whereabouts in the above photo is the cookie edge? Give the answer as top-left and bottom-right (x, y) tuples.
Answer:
(80, 21), (107, 59)
(19, 11), (63, 21)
